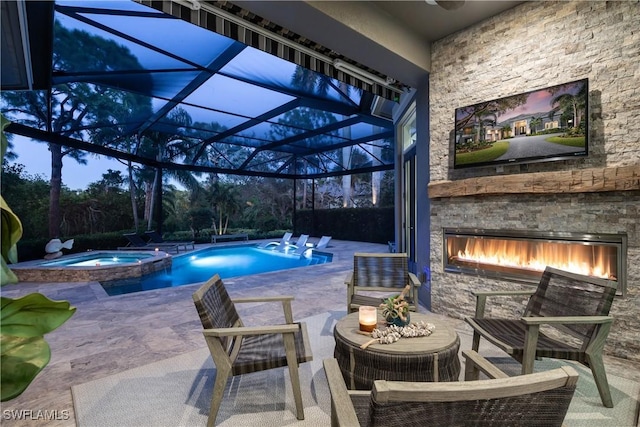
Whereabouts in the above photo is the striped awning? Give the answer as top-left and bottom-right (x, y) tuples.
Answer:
(137, 0), (404, 101)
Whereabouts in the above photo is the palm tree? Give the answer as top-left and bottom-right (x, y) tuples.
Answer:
(339, 81), (353, 207)
(206, 179), (241, 235)
(474, 111), (497, 145)
(501, 124), (512, 138)
(548, 82), (587, 129)
(529, 116), (543, 134)
(290, 67), (334, 206)
(134, 108), (202, 230)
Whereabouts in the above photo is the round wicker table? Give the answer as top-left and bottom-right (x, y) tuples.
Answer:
(333, 311), (461, 390)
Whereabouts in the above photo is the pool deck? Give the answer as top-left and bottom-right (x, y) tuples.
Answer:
(1, 239), (639, 426)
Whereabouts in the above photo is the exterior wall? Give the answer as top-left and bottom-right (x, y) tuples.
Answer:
(428, 1), (640, 361)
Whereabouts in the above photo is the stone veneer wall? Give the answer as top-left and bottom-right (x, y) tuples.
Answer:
(428, 1), (640, 361)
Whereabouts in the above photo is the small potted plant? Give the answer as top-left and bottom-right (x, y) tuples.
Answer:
(379, 285), (411, 327)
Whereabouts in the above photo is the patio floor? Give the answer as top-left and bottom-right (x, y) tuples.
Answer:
(2, 239), (639, 426)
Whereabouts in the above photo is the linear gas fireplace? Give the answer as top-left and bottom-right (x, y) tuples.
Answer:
(443, 228), (627, 296)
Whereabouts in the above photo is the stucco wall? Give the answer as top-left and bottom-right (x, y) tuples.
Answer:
(428, 1), (640, 361)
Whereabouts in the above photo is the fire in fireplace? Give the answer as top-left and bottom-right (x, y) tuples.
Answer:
(443, 228), (627, 296)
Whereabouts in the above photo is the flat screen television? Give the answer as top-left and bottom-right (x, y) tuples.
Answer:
(453, 78), (588, 169)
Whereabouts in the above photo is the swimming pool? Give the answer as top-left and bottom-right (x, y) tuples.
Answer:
(100, 245), (333, 295)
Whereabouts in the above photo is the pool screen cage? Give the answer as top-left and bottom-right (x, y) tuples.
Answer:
(2, 0), (406, 231)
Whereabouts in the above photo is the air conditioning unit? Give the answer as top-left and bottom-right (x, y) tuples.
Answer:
(370, 96), (395, 121)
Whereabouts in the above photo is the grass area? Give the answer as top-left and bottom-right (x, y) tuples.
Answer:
(546, 136), (586, 147)
(455, 141), (509, 165)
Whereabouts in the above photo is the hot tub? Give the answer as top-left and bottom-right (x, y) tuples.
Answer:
(10, 251), (173, 283)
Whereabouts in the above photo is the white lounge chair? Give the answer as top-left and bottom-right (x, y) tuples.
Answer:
(258, 232), (292, 249)
(274, 234), (307, 252)
(286, 234), (310, 255)
(314, 235), (331, 249)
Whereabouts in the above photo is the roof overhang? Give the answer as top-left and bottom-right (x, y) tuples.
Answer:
(1, 1), (54, 91)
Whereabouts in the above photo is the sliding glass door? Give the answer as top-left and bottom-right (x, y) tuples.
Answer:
(399, 103), (417, 271)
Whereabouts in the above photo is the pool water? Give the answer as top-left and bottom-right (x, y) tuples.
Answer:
(42, 252), (156, 267)
(100, 245), (332, 295)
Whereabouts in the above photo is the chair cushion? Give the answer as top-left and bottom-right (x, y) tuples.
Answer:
(467, 318), (586, 363)
(232, 323), (313, 375)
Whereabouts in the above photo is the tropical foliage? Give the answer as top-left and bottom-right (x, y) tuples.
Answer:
(548, 81), (587, 131)
(1, 115), (21, 284)
(1, 114), (76, 402)
(0, 294), (76, 401)
(455, 94), (528, 151)
(1, 22), (151, 238)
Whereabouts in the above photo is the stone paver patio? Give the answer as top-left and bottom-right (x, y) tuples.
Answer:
(2, 239), (638, 426)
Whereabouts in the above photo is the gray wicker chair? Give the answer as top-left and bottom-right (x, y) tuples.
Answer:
(324, 350), (578, 427)
(192, 274), (313, 426)
(465, 266), (617, 407)
(346, 252), (421, 313)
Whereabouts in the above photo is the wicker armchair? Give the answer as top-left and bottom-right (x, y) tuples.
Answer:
(323, 350), (578, 427)
(465, 266), (617, 407)
(346, 253), (421, 313)
(192, 274), (313, 426)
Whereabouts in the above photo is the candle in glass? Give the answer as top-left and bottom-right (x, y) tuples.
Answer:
(359, 306), (377, 332)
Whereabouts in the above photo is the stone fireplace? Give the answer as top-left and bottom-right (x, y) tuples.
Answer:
(443, 228), (626, 296)
(427, 167), (640, 361)
(425, 0), (640, 362)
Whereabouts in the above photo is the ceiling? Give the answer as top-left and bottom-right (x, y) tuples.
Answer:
(1, 0), (524, 180)
(234, 1), (525, 88)
(373, 1), (526, 43)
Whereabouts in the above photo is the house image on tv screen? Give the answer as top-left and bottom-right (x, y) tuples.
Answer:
(453, 78), (588, 169)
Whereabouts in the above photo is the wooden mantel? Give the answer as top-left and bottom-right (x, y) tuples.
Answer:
(428, 165), (640, 198)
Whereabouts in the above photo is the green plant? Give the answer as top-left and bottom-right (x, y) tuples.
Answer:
(0, 114), (76, 401)
(1, 114), (21, 285)
(379, 285), (410, 324)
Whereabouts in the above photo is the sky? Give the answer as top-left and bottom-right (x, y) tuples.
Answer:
(10, 135), (130, 191)
(4, 0), (365, 191)
(456, 80), (585, 124)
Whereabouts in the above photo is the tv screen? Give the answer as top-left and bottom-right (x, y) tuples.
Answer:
(453, 79), (588, 169)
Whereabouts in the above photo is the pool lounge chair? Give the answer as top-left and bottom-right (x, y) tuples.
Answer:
(258, 232), (292, 249)
(313, 235), (331, 249)
(274, 234), (308, 252)
(118, 233), (181, 253)
(144, 230), (195, 251)
(283, 234), (309, 254)
(292, 242), (313, 256)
